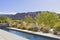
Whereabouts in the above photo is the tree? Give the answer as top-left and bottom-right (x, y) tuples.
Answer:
(48, 12), (59, 28)
(35, 11), (59, 28)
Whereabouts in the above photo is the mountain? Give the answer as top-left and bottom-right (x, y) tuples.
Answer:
(13, 11), (40, 20)
(2, 11), (41, 20)
(0, 11), (60, 20)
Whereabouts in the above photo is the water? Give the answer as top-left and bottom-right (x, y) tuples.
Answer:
(1, 28), (58, 40)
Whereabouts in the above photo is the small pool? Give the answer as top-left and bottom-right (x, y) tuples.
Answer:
(1, 28), (58, 40)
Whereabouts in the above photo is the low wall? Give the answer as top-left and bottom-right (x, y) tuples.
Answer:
(8, 27), (60, 40)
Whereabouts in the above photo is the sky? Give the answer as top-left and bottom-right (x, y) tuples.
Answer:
(0, 0), (60, 14)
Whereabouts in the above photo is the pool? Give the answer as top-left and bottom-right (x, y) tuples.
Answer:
(1, 28), (59, 40)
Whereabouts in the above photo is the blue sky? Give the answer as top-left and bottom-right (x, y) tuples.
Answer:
(0, 0), (60, 14)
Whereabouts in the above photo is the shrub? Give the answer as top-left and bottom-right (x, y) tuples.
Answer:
(55, 26), (60, 31)
(54, 26), (60, 35)
(21, 26), (26, 29)
(32, 27), (38, 32)
(53, 30), (57, 35)
(27, 23), (38, 31)
(41, 27), (50, 33)
(27, 26), (33, 31)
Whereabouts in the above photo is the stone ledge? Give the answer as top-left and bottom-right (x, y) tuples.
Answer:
(9, 27), (60, 40)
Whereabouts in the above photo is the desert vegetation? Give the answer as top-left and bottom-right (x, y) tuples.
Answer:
(0, 11), (60, 35)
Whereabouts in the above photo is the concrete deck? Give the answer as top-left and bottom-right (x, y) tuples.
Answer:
(0, 29), (28, 40)
(9, 27), (60, 40)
